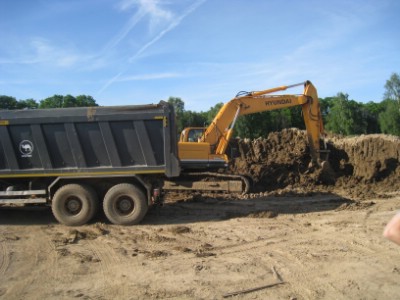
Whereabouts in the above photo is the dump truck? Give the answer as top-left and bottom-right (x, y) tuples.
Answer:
(0, 81), (327, 226)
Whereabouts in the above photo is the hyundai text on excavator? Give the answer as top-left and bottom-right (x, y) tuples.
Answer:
(0, 80), (327, 226)
(163, 80), (327, 194)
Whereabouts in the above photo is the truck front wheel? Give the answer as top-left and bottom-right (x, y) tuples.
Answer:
(52, 184), (98, 226)
(103, 183), (148, 225)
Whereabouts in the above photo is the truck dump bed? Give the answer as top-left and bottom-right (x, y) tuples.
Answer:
(0, 101), (180, 179)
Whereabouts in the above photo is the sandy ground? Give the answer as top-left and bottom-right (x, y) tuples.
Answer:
(1, 189), (400, 300)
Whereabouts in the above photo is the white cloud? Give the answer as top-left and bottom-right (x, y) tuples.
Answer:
(32, 38), (83, 67)
(1, 38), (83, 68)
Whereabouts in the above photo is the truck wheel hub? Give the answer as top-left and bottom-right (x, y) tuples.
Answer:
(66, 198), (82, 214)
(117, 197), (133, 213)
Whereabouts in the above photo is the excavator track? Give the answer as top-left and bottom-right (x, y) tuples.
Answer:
(163, 172), (251, 195)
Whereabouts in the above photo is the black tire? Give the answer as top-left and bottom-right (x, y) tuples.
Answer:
(51, 184), (98, 226)
(103, 183), (148, 225)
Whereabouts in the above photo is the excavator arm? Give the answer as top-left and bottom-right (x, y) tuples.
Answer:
(178, 81), (325, 169)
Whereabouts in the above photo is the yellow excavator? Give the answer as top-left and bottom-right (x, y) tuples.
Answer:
(163, 80), (328, 194)
(178, 80), (325, 168)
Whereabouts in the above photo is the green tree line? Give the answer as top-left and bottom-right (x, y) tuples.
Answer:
(0, 94), (98, 110)
(1, 73), (399, 137)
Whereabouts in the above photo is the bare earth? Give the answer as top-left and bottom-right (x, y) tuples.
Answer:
(1, 130), (399, 299)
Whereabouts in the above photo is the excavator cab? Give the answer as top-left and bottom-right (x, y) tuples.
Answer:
(180, 127), (205, 143)
(179, 127), (228, 169)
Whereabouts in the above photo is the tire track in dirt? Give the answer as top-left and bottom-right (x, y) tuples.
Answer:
(87, 239), (128, 299)
(218, 237), (341, 298)
(271, 248), (340, 299)
(47, 239), (60, 295)
(8, 248), (37, 299)
(35, 239), (59, 295)
(5, 229), (58, 299)
(210, 220), (386, 299)
(276, 231), (397, 299)
(0, 239), (10, 277)
(0, 238), (10, 298)
(36, 227), (62, 296)
(184, 231), (338, 299)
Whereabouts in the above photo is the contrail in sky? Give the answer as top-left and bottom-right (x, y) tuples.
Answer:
(97, 0), (206, 96)
(128, 0), (207, 63)
(102, 8), (147, 54)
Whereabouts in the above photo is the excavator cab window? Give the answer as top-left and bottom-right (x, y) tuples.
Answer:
(188, 128), (204, 142)
(182, 128), (205, 142)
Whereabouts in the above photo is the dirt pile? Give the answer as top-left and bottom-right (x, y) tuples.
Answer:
(230, 128), (400, 196)
(328, 134), (400, 182)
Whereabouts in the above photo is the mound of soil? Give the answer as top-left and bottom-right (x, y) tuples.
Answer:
(229, 128), (400, 197)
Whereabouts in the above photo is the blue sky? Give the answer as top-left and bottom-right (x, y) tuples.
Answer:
(1, 0), (399, 111)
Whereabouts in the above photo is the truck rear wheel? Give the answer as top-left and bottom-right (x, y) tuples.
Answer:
(52, 184), (98, 226)
(103, 183), (148, 225)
